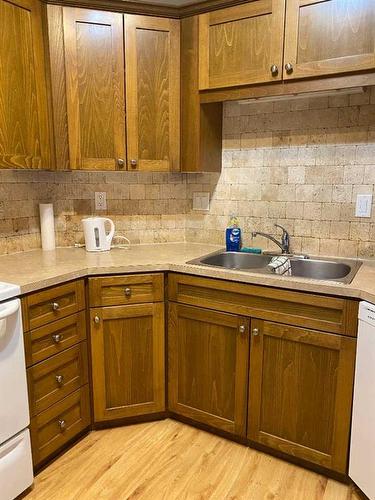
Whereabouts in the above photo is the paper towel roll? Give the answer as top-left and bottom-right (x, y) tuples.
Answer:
(39, 203), (56, 251)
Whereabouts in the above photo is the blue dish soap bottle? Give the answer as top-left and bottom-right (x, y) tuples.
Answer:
(226, 216), (242, 252)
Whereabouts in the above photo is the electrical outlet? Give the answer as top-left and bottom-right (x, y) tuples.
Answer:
(355, 194), (372, 218)
(95, 192), (107, 211)
(193, 192), (210, 211)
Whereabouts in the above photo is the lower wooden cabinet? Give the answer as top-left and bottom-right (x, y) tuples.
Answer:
(168, 303), (250, 436)
(248, 320), (356, 473)
(30, 385), (90, 467)
(90, 303), (165, 422)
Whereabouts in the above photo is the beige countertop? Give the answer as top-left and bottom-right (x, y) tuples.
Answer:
(1, 242), (374, 302)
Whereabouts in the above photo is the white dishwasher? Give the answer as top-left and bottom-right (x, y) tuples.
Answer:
(350, 301), (375, 500)
(0, 285), (33, 500)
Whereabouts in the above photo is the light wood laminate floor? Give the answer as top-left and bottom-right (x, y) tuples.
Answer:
(25, 419), (360, 500)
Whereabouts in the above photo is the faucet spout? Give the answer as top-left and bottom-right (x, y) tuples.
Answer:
(251, 224), (291, 254)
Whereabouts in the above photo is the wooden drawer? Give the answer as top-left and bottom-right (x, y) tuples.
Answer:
(89, 274), (164, 307)
(24, 311), (86, 366)
(22, 280), (85, 331)
(28, 342), (88, 417)
(168, 274), (359, 336)
(30, 385), (90, 467)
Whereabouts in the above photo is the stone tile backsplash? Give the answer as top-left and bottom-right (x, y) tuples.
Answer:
(1, 87), (375, 257)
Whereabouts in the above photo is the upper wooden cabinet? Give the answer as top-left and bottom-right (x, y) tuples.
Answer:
(0, 0), (52, 169)
(198, 0), (286, 90)
(284, 0), (375, 80)
(62, 8), (126, 170)
(125, 15), (180, 171)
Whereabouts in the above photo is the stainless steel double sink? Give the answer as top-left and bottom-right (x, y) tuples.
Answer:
(187, 250), (362, 284)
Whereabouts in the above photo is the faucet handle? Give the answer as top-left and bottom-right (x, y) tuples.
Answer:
(274, 224), (290, 253)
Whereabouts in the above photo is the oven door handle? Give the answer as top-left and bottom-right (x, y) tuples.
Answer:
(0, 299), (20, 320)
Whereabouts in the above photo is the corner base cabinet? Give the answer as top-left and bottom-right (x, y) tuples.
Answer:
(168, 303), (249, 436)
(89, 275), (165, 422)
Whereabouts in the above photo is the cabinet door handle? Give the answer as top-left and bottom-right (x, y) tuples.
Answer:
(252, 328), (259, 336)
(129, 159), (137, 169)
(124, 287), (132, 297)
(94, 315), (100, 324)
(58, 419), (66, 431)
(55, 374), (64, 385)
(239, 325), (246, 334)
(117, 158), (125, 168)
(270, 64), (278, 76)
(52, 333), (64, 343)
(285, 63), (293, 74)
(51, 302), (60, 311)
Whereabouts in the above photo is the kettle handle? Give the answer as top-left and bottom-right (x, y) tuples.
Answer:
(103, 218), (115, 246)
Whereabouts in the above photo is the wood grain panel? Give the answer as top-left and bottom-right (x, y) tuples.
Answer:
(168, 274), (359, 336)
(24, 311), (86, 366)
(47, 4), (70, 170)
(23, 280), (85, 331)
(248, 320), (356, 473)
(180, 16), (222, 172)
(284, 0), (375, 79)
(125, 14), (180, 171)
(30, 385), (90, 467)
(89, 273), (164, 307)
(90, 303), (165, 421)
(198, 0), (285, 89)
(168, 303), (249, 436)
(63, 7), (126, 170)
(0, 0), (51, 169)
(28, 342), (88, 416)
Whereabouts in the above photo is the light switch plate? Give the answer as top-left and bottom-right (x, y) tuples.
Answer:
(193, 192), (210, 211)
(95, 192), (107, 211)
(355, 194), (372, 218)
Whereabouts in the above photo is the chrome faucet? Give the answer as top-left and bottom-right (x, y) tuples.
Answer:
(251, 224), (291, 254)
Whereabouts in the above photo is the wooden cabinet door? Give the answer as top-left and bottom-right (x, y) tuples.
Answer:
(198, 0), (286, 90)
(90, 303), (165, 422)
(63, 8), (126, 170)
(0, 0), (52, 169)
(124, 15), (180, 172)
(284, 0), (375, 80)
(168, 303), (249, 436)
(248, 320), (356, 473)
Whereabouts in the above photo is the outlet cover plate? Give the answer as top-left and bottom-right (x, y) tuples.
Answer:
(95, 192), (107, 211)
(193, 192), (210, 211)
(355, 194), (372, 218)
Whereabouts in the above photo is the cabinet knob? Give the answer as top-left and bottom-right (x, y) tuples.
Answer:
(270, 64), (278, 76)
(117, 158), (125, 168)
(58, 419), (66, 431)
(55, 374), (64, 385)
(285, 63), (293, 74)
(124, 287), (132, 297)
(252, 328), (259, 336)
(129, 159), (137, 169)
(239, 325), (246, 333)
(51, 302), (60, 311)
(52, 333), (64, 344)
(94, 315), (100, 324)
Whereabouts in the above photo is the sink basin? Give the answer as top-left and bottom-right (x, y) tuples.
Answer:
(198, 252), (272, 270)
(187, 250), (362, 284)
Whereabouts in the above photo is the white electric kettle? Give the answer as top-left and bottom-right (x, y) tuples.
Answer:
(82, 217), (115, 252)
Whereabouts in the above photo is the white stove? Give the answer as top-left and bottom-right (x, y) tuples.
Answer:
(0, 281), (33, 500)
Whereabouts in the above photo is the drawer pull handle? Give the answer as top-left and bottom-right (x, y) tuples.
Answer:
(239, 325), (246, 334)
(55, 374), (64, 385)
(285, 62), (293, 74)
(270, 64), (278, 76)
(252, 328), (259, 336)
(52, 333), (64, 344)
(51, 302), (60, 311)
(94, 315), (100, 324)
(58, 419), (66, 431)
(124, 287), (132, 297)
